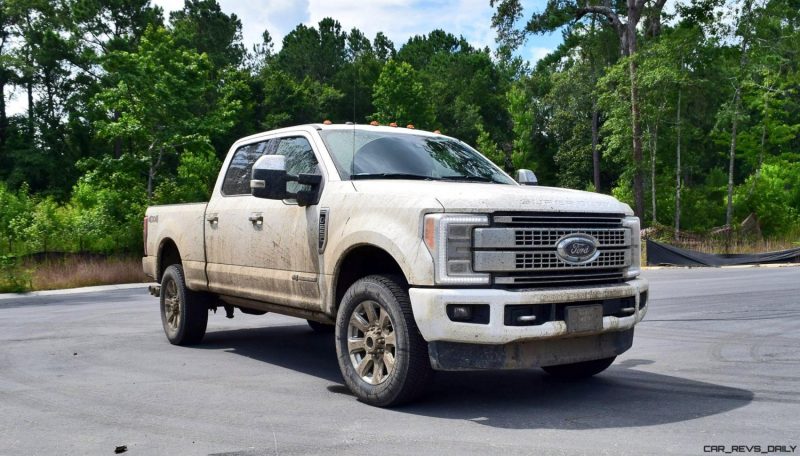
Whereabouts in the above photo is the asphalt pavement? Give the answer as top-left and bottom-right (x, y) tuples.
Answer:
(1, 267), (798, 455)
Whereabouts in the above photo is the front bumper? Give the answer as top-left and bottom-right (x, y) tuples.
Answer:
(408, 278), (648, 345)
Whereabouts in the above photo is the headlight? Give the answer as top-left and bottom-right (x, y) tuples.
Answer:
(423, 214), (489, 285)
(623, 215), (641, 279)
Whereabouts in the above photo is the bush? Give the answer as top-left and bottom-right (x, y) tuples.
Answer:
(734, 160), (800, 236)
(0, 255), (31, 293)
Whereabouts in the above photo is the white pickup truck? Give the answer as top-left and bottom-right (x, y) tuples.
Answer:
(143, 123), (648, 406)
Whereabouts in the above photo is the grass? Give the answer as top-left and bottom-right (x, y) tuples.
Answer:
(1, 254), (149, 293)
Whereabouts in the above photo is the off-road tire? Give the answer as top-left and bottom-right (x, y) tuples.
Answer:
(542, 356), (616, 379)
(307, 319), (334, 333)
(335, 275), (433, 407)
(160, 265), (208, 346)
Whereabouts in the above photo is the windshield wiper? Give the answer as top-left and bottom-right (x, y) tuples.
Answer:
(440, 175), (500, 183)
(351, 173), (436, 181)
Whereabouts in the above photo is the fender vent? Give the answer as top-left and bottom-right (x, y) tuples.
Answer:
(318, 208), (330, 253)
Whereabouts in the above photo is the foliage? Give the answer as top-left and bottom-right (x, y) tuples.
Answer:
(0, 0), (798, 265)
(371, 60), (434, 128)
(0, 255), (31, 293)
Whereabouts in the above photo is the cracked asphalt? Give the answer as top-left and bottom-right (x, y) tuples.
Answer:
(1, 267), (798, 455)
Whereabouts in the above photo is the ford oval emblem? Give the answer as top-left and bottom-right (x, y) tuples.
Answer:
(556, 234), (599, 264)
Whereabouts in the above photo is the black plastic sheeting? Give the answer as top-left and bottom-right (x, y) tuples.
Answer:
(646, 239), (800, 266)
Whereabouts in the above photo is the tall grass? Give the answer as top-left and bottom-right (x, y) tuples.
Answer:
(0, 255), (148, 293)
(643, 224), (800, 260)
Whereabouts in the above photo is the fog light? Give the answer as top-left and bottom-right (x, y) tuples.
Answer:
(450, 305), (473, 321)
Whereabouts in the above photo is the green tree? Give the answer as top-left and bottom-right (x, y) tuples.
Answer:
(371, 60), (434, 127)
(93, 25), (240, 199)
(492, 0), (670, 218)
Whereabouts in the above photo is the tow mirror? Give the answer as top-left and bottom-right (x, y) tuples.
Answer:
(251, 156), (323, 206)
(251, 155), (289, 200)
(517, 169), (538, 186)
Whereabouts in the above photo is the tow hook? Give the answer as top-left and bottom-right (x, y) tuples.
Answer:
(148, 285), (161, 297)
(224, 304), (235, 319)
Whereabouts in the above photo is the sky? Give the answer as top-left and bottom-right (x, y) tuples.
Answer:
(4, 1), (561, 116)
(152, 0), (562, 63)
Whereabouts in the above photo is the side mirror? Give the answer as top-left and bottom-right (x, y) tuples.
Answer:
(517, 169), (538, 186)
(251, 155), (289, 200)
(251, 155), (323, 206)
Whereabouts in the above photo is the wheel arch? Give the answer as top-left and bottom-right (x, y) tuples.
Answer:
(332, 244), (408, 313)
(157, 238), (182, 282)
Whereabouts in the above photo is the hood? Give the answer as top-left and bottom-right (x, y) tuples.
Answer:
(352, 180), (632, 215)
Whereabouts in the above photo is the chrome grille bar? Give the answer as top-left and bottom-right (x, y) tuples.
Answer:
(473, 249), (631, 272)
(492, 212), (624, 228)
(474, 227), (630, 249)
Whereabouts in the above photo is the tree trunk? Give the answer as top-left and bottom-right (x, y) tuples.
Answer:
(726, 86), (740, 232)
(726, 0), (754, 248)
(629, 53), (645, 219)
(27, 80), (34, 138)
(674, 88), (682, 241)
(113, 111), (122, 159)
(589, 16), (601, 193)
(591, 107), (600, 192)
(650, 123), (658, 225)
(0, 77), (7, 151)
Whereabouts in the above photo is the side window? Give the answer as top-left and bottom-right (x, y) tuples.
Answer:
(275, 136), (320, 194)
(221, 140), (273, 195)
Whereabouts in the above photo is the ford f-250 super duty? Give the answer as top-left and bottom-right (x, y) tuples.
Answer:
(143, 123), (648, 406)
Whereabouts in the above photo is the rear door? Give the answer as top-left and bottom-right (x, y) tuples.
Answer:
(205, 139), (274, 296)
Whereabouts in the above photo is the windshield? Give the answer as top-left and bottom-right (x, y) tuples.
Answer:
(318, 129), (516, 184)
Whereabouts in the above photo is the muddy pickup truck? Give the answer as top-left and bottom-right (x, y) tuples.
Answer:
(142, 123), (648, 406)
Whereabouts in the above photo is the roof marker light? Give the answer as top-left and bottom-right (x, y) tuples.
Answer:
(323, 120), (332, 125)
(370, 120), (380, 126)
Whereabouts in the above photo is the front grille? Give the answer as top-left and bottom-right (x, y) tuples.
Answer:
(476, 212), (632, 288)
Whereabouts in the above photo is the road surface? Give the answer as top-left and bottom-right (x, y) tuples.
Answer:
(1, 267), (798, 455)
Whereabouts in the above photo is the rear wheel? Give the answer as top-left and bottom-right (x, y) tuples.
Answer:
(335, 275), (432, 407)
(541, 356), (616, 379)
(160, 265), (208, 345)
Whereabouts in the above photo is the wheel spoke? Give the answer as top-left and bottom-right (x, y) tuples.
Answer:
(383, 352), (395, 374)
(372, 357), (385, 384)
(348, 337), (366, 354)
(356, 356), (372, 378)
(363, 301), (378, 324)
(383, 331), (395, 348)
(350, 313), (369, 333)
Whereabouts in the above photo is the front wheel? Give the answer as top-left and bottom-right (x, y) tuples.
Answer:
(160, 265), (208, 346)
(541, 356), (616, 379)
(335, 275), (432, 407)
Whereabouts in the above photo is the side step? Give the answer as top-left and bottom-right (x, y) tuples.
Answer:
(148, 284), (161, 297)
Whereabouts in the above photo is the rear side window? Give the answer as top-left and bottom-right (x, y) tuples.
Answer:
(221, 140), (273, 195)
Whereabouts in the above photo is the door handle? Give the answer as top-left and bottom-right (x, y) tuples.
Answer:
(206, 215), (218, 224)
(249, 215), (263, 225)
